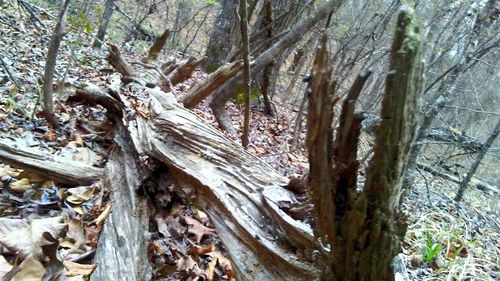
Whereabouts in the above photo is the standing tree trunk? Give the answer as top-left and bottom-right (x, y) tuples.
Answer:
(169, 0), (191, 49)
(92, 0), (115, 49)
(42, 0), (71, 128)
(455, 118), (500, 202)
(239, 0), (251, 147)
(259, 0), (274, 115)
(333, 9), (421, 280)
(306, 8), (422, 280)
(203, 0), (239, 72)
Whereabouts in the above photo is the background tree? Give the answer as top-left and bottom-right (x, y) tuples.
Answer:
(42, 0), (71, 128)
(239, 0), (251, 147)
(92, 0), (115, 48)
(203, 0), (239, 72)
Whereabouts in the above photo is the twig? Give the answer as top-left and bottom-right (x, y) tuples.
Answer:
(0, 57), (22, 89)
(443, 105), (500, 116)
(17, 0), (47, 29)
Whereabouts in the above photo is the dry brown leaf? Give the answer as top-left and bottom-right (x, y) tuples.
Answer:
(63, 260), (96, 277)
(43, 130), (57, 142)
(0, 165), (22, 178)
(0, 217), (67, 259)
(65, 219), (87, 250)
(11, 255), (45, 281)
(84, 225), (101, 248)
(204, 256), (217, 281)
(182, 216), (215, 243)
(9, 178), (32, 194)
(190, 243), (214, 256)
(206, 252), (235, 280)
(66, 186), (95, 205)
(156, 264), (177, 277)
(176, 256), (197, 272)
(0, 255), (13, 279)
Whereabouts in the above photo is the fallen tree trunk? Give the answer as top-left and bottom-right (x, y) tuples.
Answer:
(417, 163), (500, 196)
(425, 127), (485, 151)
(180, 61), (244, 108)
(160, 56), (205, 91)
(0, 140), (104, 185)
(82, 45), (322, 280)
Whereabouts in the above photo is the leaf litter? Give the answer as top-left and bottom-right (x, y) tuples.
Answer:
(1, 1), (498, 281)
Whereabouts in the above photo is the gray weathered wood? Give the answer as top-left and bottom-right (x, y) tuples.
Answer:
(0, 140), (104, 185)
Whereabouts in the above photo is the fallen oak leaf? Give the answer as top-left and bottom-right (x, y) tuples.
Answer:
(63, 260), (96, 277)
(10, 255), (45, 281)
(205, 251), (235, 281)
(182, 216), (215, 243)
(9, 178), (32, 194)
(0, 216), (67, 259)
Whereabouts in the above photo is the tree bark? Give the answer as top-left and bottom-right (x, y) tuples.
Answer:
(203, 0), (239, 72)
(330, 8), (422, 280)
(306, 35), (337, 245)
(92, 0), (115, 49)
(42, 0), (71, 128)
(88, 44), (322, 280)
(259, 0), (274, 116)
(239, 0), (251, 147)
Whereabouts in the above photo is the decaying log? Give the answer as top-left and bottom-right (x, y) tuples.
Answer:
(0, 140), (104, 185)
(148, 29), (170, 60)
(68, 78), (158, 281)
(425, 127), (485, 151)
(147, 90), (319, 279)
(88, 45), (321, 280)
(108, 44), (135, 77)
(90, 145), (155, 281)
(160, 57), (206, 91)
(331, 9), (422, 280)
(306, 36), (336, 244)
(180, 61), (244, 108)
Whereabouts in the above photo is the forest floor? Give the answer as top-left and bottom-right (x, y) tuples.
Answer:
(0, 6), (499, 281)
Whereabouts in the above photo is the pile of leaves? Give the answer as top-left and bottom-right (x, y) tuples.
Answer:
(0, 163), (107, 280)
